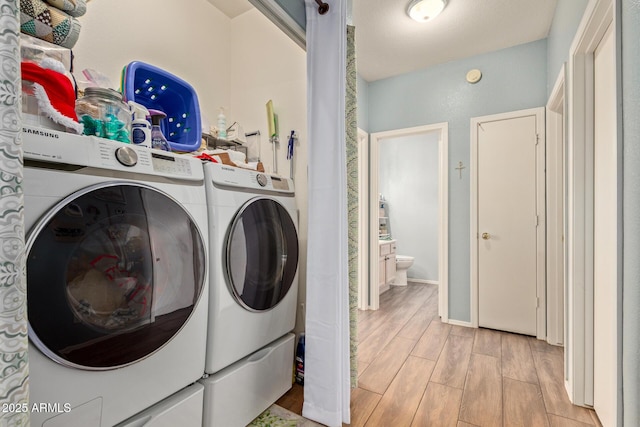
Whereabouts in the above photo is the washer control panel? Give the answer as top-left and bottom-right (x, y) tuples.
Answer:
(256, 173), (268, 187)
(269, 175), (290, 191)
(22, 127), (203, 181)
(206, 162), (293, 194)
(150, 152), (193, 176)
(115, 146), (138, 167)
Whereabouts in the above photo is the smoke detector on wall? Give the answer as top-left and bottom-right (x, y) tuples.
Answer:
(466, 69), (482, 84)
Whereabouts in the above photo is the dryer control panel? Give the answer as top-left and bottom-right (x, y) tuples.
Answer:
(22, 126), (202, 181)
(205, 162), (294, 194)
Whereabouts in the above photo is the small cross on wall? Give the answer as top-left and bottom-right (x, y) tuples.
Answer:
(455, 161), (466, 179)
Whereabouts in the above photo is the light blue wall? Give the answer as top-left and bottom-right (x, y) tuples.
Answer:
(546, 0), (590, 96)
(368, 39), (547, 322)
(357, 73), (369, 131)
(379, 132), (439, 282)
(622, 1), (639, 424)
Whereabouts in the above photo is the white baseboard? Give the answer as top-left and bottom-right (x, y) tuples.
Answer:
(379, 283), (390, 294)
(407, 279), (439, 286)
(446, 319), (474, 328)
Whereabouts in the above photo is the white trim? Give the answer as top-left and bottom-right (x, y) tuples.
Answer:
(439, 125), (449, 322)
(447, 319), (473, 328)
(369, 123), (448, 318)
(357, 128), (370, 310)
(549, 65), (567, 113)
(407, 279), (439, 287)
(369, 130), (380, 310)
(470, 107), (546, 337)
(470, 119), (479, 328)
(535, 109), (547, 341)
(546, 64), (566, 347)
(565, 0), (613, 407)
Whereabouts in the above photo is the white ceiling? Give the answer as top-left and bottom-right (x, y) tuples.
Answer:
(205, 0), (253, 18)
(206, 0), (558, 82)
(354, 0), (558, 82)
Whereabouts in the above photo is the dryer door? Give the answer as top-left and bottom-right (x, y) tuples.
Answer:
(26, 183), (206, 370)
(225, 197), (299, 312)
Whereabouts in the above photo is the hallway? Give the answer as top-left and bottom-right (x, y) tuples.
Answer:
(278, 284), (601, 426)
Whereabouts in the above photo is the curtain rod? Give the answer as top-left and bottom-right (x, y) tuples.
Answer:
(315, 0), (329, 14)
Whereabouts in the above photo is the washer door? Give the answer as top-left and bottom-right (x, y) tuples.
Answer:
(225, 197), (298, 312)
(26, 183), (206, 370)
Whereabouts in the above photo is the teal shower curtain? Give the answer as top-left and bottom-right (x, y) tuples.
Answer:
(0, 0), (30, 425)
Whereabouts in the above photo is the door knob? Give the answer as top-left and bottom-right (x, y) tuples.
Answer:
(482, 232), (490, 240)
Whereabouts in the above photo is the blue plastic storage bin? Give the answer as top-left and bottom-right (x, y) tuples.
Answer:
(122, 61), (201, 152)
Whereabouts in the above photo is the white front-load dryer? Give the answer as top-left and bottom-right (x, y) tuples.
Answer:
(202, 162), (299, 375)
(201, 162), (298, 427)
(23, 129), (208, 427)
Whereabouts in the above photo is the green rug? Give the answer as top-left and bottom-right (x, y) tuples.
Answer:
(248, 404), (323, 427)
(248, 409), (298, 427)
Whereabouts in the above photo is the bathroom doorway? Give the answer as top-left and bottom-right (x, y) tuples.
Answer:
(367, 123), (448, 318)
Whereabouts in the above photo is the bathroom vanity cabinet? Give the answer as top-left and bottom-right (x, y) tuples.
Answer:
(379, 240), (397, 293)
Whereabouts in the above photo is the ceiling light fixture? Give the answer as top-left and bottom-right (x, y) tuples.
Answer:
(407, 0), (447, 22)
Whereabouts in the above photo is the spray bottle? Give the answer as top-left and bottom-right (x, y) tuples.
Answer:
(128, 101), (151, 148)
(148, 109), (171, 152)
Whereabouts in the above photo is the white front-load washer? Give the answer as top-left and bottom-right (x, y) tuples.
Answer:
(23, 129), (208, 427)
(202, 162), (299, 375)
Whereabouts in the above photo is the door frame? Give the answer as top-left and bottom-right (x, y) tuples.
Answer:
(565, 0), (615, 407)
(357, 128), (369, 310)
(369, 123), (449, 318)
(470, 107), (546, 339)
(546, 65), (567, 347)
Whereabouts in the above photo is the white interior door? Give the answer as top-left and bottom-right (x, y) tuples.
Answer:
(475, 111), (543, 336)
(593, 22), (618, 427)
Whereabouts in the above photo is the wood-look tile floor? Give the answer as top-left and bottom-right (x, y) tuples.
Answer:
(277, 283), (603, 427)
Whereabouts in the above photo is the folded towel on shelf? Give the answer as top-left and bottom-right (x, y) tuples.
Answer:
(20, 0), (82, 48)
(236, 161), (265, 172)
(43, 0), (87, 17)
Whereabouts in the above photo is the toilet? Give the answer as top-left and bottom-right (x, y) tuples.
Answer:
(395, 255), (414, 286)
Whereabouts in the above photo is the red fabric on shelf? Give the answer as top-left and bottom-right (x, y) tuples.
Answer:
(21, 61), (79, 122)
(194, 152), (220, 163)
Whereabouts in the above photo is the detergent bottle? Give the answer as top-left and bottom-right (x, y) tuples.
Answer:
(128, 101), (151, 148)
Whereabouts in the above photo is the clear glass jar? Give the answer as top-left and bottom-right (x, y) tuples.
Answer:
(76, 87), (131, 143)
